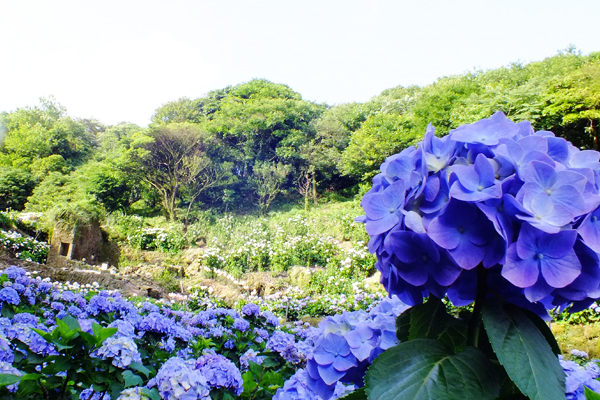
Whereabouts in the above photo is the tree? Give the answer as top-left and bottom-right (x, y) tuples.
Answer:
(542, 56), (600, 149)
(250, 161), (292, 214)
(202, 79), (325, 201)
(341, 113), (418, 180)
(0, 166), (35, 211)
(130, 123), (219, 221)
(0, 97), (93, 168)
(150, 97), (205, 126)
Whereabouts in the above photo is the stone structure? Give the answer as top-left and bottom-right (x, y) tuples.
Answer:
(47, 221), (120, 268)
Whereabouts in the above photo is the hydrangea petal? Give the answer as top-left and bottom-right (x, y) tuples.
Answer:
(502, 244), (539, 288)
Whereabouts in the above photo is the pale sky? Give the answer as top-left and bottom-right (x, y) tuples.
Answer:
(1, 0), (599, 127)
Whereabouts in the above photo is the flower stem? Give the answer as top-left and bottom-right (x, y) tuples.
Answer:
(467, 264), (488, 348)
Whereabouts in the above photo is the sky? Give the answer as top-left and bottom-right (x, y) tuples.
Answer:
(0, 0), (599, 127)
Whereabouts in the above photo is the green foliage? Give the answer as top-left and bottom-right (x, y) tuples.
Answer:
(341, 113), (419, 180)
(251, 162), (292, 214)
(0, 166), (35, 211)
(482, 300), (565, 400)
(366, 339), (498, 400)
(0, 97), (93, 168)
(0, 229), (49, 263)
(128, 226), (186, 253)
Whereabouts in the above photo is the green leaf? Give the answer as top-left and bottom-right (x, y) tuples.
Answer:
(122, 371), (143, 388)
(20, 374), (43, 381)
(339, 387), (368, 399)
(585, 387), (600, 400)
(141, 387), (161, 400)
(129, 362), (151, 378)
(55, 317), (80, 342)
(92, 323), (117, 344)
(79, 331), (98, 347)
(519, 307), (561, 356)
(365, 339), (499, 400)
(1, 303), (14, 319)
(408, 296), (448, 339)
(30, 328), (51, 342)
(242, 371), (258, 393)
(60, 314), (81, 331)
(401, 296), (468, 352)
(481, 300), (565, 400)
(0, 374), (21, 387)
(395, 310), (411, 342)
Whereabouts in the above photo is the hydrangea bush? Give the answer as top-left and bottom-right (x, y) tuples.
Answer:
(0, 230), (49, 263)
(350, 112), (600, 400)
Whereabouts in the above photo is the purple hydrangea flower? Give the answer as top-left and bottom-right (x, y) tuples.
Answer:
(195, 353), (243, 396)
(239, 349), (265, 371)
(232, 318), (250, 332)
(241, 303), (261, 316)
(502, 224), (581, 298)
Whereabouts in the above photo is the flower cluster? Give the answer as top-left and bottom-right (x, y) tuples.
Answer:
(304, 296), (409, 399)
(560, 356), (600, 399)
(358, 112), (600, 314)
(0, 229), (49, 263)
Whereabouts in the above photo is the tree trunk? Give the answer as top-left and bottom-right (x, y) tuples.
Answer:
(312, 172), (317, 205)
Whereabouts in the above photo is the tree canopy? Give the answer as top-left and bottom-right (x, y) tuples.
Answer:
(2, 51), (600, 220)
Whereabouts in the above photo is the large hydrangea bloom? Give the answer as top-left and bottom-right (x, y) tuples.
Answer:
(306, 296), (408, 399)
(358, 112), (600, 314)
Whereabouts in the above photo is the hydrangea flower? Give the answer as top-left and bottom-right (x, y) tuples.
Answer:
(356, 111), (600, 314)
(305, 296), (405, 399)
(0, 360), (22, 392)
(152, 357), (210, 400)
(80, 388), (111, 400)
(560, 356), (600, 399)
(232, 318), (250, 332)
(0, 287), (20, 306)
(239, 349), (265, 371)
(116, 387), (150, 400)
(241, 303), (261, 316)
(195, 353), (243, 396)
(96, 336), (142, 368)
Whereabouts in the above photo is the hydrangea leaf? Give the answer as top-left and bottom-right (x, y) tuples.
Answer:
(365, 339), (499, 400)
(403, 296), (468, 353)
(129, 362), (151, 378)
(338, 387), (367, 399)
(481, 300), (565, 400)
(0, 373), (21, 387)
(584, 387), (600, 400)
(122, 370), (144, 388)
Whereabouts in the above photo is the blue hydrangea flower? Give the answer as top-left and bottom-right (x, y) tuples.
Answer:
(96, 336), (142, 368)
(0, 287), (20, 306)
(502, 224), (581, 293)
(241, 303), (261, 316)
(239, 349), (265, 371)
(560, 356), (600, 400)
(266, 331), (295, 353)
(80, 388), (111, 400)
(152, 357), (210, 400)
(232, 318), (250, 332)
(195, 353), (243, 396)
(0, 360), (21, 392)
(138, 312), (172, 334)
